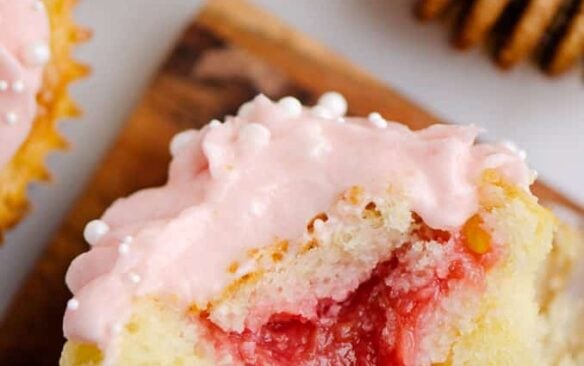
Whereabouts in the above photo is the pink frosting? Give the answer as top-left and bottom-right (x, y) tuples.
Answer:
(0, 1), (50, 169)
(63, 95), (532, 354)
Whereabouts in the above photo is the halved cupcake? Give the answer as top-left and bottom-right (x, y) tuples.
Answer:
(60, 94), (581, 365)
(0, 0), (88, 240)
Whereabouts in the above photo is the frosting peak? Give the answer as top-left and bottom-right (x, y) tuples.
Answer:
(63, 94), (532, 353)
(0, 0), (50, 168)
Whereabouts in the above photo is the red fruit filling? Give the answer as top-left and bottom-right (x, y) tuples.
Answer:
(204, 227), (493, 366)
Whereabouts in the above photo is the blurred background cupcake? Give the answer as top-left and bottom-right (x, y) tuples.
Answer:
(0, 0), (89, 241)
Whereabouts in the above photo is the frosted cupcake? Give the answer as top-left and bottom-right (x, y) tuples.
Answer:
(0, 0), (88, 240)
(61, 94), (582, 365)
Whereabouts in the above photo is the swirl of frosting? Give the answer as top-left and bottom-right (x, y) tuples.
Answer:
(0, 1), (50, 169)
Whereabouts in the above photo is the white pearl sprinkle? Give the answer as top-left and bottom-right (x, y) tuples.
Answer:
(112, 323), (123, 334)
(67, 298), (80, 311)
(117, 235), (134, 254)
(169, 130), (195, 157)
(118, 243), (130, 255)
(238, 123), (271, 150)
(317, 91), (347, 118)
(11, 81), (25, 93)
(0, 80), (8, 92)
(128, 272), (141, 284)
(368, 112), (387, 129)
(310, 105), (333, 119)
(83, 219), (110, 246)
(277, 96), (302, 117)
(22, 41), (51, 67)
(4, 112), (18, 125)
(249, 201), (264, 216)
(33, 1), (45, 11)
(209, 119), (222, 128)
(306, 125), (332, 157)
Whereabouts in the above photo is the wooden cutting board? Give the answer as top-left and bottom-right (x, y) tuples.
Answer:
(0, 0), (582, 364)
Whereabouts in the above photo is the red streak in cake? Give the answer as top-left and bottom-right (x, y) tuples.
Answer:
(204, 228), (492, 366)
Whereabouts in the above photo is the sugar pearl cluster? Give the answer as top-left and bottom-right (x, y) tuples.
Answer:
(165, 92), (402, 165)
(306, 123), (332, 157)
(118, 235), (133, 255)
(0, 79), (27, 125)
(161, 93), (405, 251)
(237, 92), (349, 122)
(83, 219), (136, 256)
(75, 219), (142, 312)
(22, 0), (51, 67)
(0, 1), (50, 127)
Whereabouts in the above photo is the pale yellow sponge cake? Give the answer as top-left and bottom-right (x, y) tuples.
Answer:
(539, 221), (584, 366)
(60, 94), (581, 365)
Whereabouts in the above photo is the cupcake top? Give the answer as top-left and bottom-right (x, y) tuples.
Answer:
(63, 93), (533, 352)
(0, 1), (51, 168)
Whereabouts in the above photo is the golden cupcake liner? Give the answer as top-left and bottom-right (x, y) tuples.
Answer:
(0, 0), (90, 242)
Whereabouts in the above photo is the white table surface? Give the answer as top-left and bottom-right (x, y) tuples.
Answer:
(0, 0), (582, 315)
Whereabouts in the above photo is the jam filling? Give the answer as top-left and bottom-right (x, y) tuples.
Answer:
(204, 227), (492, 366)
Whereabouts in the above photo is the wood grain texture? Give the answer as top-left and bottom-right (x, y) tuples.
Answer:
(0, 0), (581, 364)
